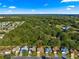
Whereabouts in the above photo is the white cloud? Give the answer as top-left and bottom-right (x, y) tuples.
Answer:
(66, 5), (75, 10)
(3, 5), (7, 7)
(68, 5), (75, 8)
(31, 9), (35, 12)
(0, 8), (79, 14)
(9, 6), (16, 9)
(44, 3), (48, 7)
(0, 3), (2, 5)
(67, 7), (71, 10)
(8, 10), (12, 12)
(61, 0), (79, 2)
(1, 10), (16, 14)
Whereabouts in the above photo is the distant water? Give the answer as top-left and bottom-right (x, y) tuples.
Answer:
(0, 14), (79, 16)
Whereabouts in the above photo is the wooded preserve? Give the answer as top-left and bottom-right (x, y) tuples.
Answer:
(0, 15), (79, 50)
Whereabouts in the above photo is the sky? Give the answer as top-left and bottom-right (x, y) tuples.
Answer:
(0, 0), (79, 14)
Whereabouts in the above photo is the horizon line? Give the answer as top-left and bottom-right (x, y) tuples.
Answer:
(0, 14), (79, 16)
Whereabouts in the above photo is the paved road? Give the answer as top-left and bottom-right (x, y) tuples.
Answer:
(11, 56), (53, 59)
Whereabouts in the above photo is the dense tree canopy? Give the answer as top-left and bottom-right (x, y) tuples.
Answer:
(0, 15), (79, 50)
